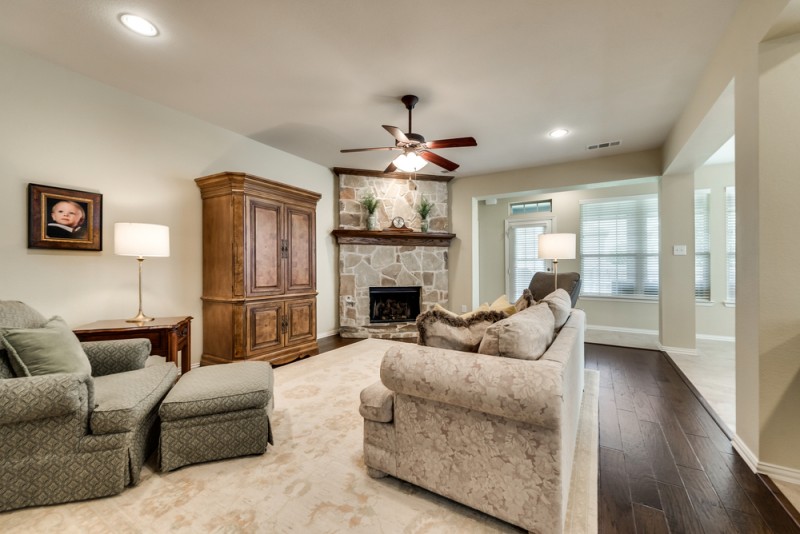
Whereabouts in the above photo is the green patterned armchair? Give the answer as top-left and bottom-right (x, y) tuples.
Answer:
(0, 301), (179, 511)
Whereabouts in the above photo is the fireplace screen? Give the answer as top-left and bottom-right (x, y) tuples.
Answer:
(369, 286), (421, 323)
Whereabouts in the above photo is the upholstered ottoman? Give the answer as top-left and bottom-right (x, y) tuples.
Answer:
(158, 361), (274, 472)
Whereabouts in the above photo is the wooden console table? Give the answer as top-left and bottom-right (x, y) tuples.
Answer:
(74, 316), (193, 374)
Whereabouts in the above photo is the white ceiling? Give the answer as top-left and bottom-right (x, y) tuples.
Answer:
(0, 0), (743, 177)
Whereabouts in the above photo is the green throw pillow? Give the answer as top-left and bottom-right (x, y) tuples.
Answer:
(1, 316), (92, 377)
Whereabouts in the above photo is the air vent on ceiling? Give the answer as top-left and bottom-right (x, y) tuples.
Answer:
(586, 140), (621, 150)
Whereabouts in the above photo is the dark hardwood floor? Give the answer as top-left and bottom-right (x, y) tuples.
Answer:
(317, 336), (800, 533)
(586, 343), (800, 534)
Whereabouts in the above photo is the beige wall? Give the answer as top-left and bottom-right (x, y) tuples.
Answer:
(477, 181), (661, 332)
(664, 0), (798, 473)
(758, 31), (800, 470)
(0, 43), (339, 366)
(450, 149), (663, 314)
(658, 173), (696, 349)
(476, 171), (735, 339)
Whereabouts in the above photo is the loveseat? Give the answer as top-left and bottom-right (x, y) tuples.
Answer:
(0, 301), (178, 511)
(360, 292), (585, 534)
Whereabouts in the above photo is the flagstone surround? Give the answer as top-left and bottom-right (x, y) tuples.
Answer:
(337, 172), (450, 339)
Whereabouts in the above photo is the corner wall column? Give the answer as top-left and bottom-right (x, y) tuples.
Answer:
(658, 172), (697, 352)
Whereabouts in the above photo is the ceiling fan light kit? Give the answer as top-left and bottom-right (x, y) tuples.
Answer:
(341, 95), (477, 174)
(393, 152), (427, 172)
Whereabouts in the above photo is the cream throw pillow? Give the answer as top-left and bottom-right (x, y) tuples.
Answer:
(432, 303), (491, 320)
(540, 288), (572, 330)
(478, 302), (555, 360)
(488, 294), (518, 316)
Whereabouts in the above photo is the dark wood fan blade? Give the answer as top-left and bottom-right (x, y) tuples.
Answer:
(420, 150), (459, 172)
(382, 125), (410, 143)
(424, 137), (477, 149)
(340, 146), (400, 153)
(384, 162), (398, 173)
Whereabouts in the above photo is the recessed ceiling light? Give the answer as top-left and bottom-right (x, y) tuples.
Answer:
(548, 128), (570, 139)
(119, 14), (159, 37)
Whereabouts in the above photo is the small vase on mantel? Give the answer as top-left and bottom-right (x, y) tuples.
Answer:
(421, 218), (429, 233)
(367, 213), (378, 231)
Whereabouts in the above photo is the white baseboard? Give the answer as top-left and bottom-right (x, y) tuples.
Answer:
(760, 461), (800, 485)
(732, 435), (759, 473)
(732, 435), (800, 484)
(586, 324), (658, 336)
(317, 329), (339, 339)
(697, 334), (736, 342)
(659, 345), (698, 357)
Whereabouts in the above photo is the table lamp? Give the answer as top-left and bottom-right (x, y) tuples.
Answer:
(115, 223), (170, 322)
(537, 233), (576, 291)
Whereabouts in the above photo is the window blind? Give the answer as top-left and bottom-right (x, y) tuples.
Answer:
(580, 195), (659, 298)
(726, 186), (736, 302)
(506, 220), (548, 300)
(695, 189), (711, 301)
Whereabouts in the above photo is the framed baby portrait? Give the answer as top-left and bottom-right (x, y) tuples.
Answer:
(28, 183), (103, 251)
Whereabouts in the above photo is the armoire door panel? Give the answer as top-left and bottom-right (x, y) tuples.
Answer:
(247, 302), (283, 352)
(286, 298), (316, 345)
(286, 206), (315, 293)
(246, 198), (283, 296)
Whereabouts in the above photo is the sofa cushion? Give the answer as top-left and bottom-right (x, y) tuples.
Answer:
(1, 316), (92, 377)
(478, 302), (555, 360)
(540, 289), (572, 330)
(91, 362), (178, 434)
(417, 308), (508, 352)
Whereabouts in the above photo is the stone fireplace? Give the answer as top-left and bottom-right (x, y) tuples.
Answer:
(333, 169), (454, 339)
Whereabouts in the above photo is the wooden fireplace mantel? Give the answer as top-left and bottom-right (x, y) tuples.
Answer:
(332, 229), (456, 247)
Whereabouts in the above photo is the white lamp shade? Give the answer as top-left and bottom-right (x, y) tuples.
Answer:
(537, 233), (576, 260)
(393, 152), (428, 172)
(114, 223), (170, 257)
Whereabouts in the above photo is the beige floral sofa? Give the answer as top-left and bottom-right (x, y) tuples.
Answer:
(360, 292), (585, 534)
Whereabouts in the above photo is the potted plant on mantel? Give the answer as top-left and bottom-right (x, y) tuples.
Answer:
(416, 196), (433, 233)
(361, 193), (379, 231)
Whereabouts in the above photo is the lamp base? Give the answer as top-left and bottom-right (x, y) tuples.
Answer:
(126, 311), (154, 323)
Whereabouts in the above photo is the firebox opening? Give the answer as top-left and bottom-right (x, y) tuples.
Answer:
(369, 286), (421, 324)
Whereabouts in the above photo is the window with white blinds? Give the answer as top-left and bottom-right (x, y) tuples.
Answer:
(726, 186), (736, 302)
(580, 195), (659, 298)
(506, 219), (550, 301)
(695, 189), (711, 301)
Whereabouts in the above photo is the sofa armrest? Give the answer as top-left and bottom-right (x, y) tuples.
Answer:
(82, 339), (151, 376)
(0, 373), (93, 424)
(381, 345), (563, 429)
(359, 381), (394, 423)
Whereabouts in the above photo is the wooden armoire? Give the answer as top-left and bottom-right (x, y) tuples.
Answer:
(195, 172), (321, 366)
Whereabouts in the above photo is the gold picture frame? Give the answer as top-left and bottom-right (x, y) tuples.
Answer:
(28, 183), (103, 251)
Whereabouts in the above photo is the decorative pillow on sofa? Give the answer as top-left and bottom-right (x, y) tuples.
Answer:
(478, 302), (555, 360)
(514, 288), (536, 312)
(540, 288), (572, 330)
(417, 307), (509, 352)
(1, 316), (92, 377)
(488, 294), (518, 315)
(432, 303), (490, 321)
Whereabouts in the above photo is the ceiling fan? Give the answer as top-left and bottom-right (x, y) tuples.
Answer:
(341, 94), (477, 173)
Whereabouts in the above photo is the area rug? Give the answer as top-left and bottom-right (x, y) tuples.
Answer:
(0, 338), (599, 533)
